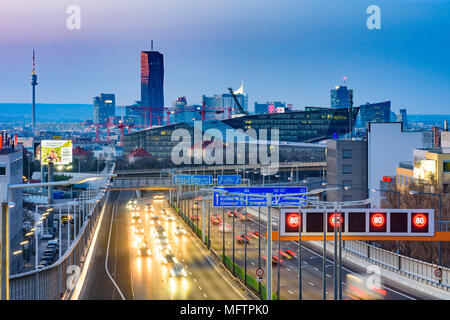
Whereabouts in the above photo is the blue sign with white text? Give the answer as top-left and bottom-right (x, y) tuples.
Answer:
(173, 175), (213, 185)
(217, 175), (242, 185)
(212, 186), (308, 207)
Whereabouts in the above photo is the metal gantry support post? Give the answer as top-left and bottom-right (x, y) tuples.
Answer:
(266, 193), (272, 300)
(222, 198), (225, 263)
(0, 202), (10, 300)
(202, 194), (206, 243)
(35, 205), (39, 270)
(338, 204), (343, 300)
(59, 206), (62, 260)
(277, 205), (281, 300)
(322, 204), (327, 300)
(207, 192), (211, 249)
(298, 203), (302, 300)
(232, 196), (236, 275)
(333, 201), (338, 300)
(258, 205), (262, 296)
(244, 196), (248, 285)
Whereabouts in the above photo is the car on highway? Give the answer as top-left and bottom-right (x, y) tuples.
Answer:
(218, 223), (232, 233)
(137, 241), (151, 257)
(161, 250), (177, 264)
(344, 273), (386, 300)
(170, 263), (187, 277)
(174, 226), (187, 236)
(166, 215), (175, 222)
(157, 242), (171, 252)
(262, 255), (283, 265)
(236, 234), (250, 244)
(131, 216), (142, 225)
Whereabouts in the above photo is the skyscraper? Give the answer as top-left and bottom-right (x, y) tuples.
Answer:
(141, 45), (164, 126)
(331, 85), (353, 109)
(359, 101), (391, 128)
(30, 50), (38, 135)
(93, 93), (115, 124)
(202, 80), (248, 120)
(399, 108), (408, 128)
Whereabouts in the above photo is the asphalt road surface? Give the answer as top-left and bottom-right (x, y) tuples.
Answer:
(79, 190), (249, 300)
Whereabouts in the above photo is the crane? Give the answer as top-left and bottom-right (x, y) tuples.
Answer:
(227, 87), (248, 115)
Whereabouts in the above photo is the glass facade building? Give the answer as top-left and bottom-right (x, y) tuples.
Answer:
(359, 101), (391, 128)
(141, 50), (164, 125)
(330, 85), (353, 109)
(93, 93), (115, 125)
(222, 107), (359, 143)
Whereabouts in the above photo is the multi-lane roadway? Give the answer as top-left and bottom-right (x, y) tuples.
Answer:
(79, 190), (250, 300)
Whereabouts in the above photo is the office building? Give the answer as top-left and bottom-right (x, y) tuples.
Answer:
(171, 97), (202, 124)
(254, 101), (286, 115)
(359, 101), (391, 128)
(327, 139), (368, 202)
(399, 109), (408, 128)
(331, 85), (353, 109)
(202, 81), (248, 120)
(141, 48), (164, 125)
(367, 122), (423, 206)
(223, 107), (359, 143)
(93, 94), (115, 125)
(0, 133), (23, 274)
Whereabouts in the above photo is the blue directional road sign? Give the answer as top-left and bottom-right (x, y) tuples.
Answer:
(172, 175), (213, 185)
(212, 186), (308, 207)
(217, 175), (242, 185)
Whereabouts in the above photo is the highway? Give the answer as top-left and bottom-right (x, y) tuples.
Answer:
(181, 198), (435, 300)
(79, 190), (250, 300)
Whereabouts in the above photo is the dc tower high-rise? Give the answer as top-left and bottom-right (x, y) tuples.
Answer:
(140, 42), (164, 126)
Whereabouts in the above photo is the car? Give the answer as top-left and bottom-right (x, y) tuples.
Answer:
(161, 250), (177, 264)
(135, 223), (145, 234)
(262, 255), (283, 265)
(137, 241), (151, 257)
(41, 233), (53, 240)
(236, 234), (250, 244)
(44, 249), (56, 257)
(40, 255), (53, 264)
(131, 216), (142, 225)
(158, 242), (171, 252)
(174, 227), (187, 236)
(47, 240), (59, 248)
(166, 215), (175, 222)
(219, 223), (232, 233)
(170, 263), (187, 277)
(157, 236), (169, 245)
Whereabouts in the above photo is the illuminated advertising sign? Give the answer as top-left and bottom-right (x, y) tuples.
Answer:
(41, 140), (73, 164)
(414, 159), (436, 182)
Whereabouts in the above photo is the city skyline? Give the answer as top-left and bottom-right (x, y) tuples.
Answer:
(0, 0), (449, 115)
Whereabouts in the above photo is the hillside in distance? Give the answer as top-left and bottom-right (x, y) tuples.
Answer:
(0, 103), (93, 122)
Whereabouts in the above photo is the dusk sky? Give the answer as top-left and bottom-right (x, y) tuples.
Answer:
(0, 0), (449, 114)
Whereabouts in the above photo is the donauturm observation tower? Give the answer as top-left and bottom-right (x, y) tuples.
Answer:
(31, 50), (38, 135)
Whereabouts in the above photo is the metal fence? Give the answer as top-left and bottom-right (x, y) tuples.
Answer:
(340, 240), (450, 290)
(9, 166), (114, 300)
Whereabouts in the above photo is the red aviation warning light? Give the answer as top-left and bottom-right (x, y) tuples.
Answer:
(285, 212), (301, 233)
(370, 212), (387, 232)
(411, 213), (428, 233)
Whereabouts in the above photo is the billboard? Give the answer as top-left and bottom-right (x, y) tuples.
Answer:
(41, 140), (73, 164)
(414, 159), (436, 182)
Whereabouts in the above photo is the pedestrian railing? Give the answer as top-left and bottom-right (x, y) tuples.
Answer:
(9, 165), (115, 300)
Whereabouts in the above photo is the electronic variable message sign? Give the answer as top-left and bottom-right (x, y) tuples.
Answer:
(280, 209), (434, 237)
